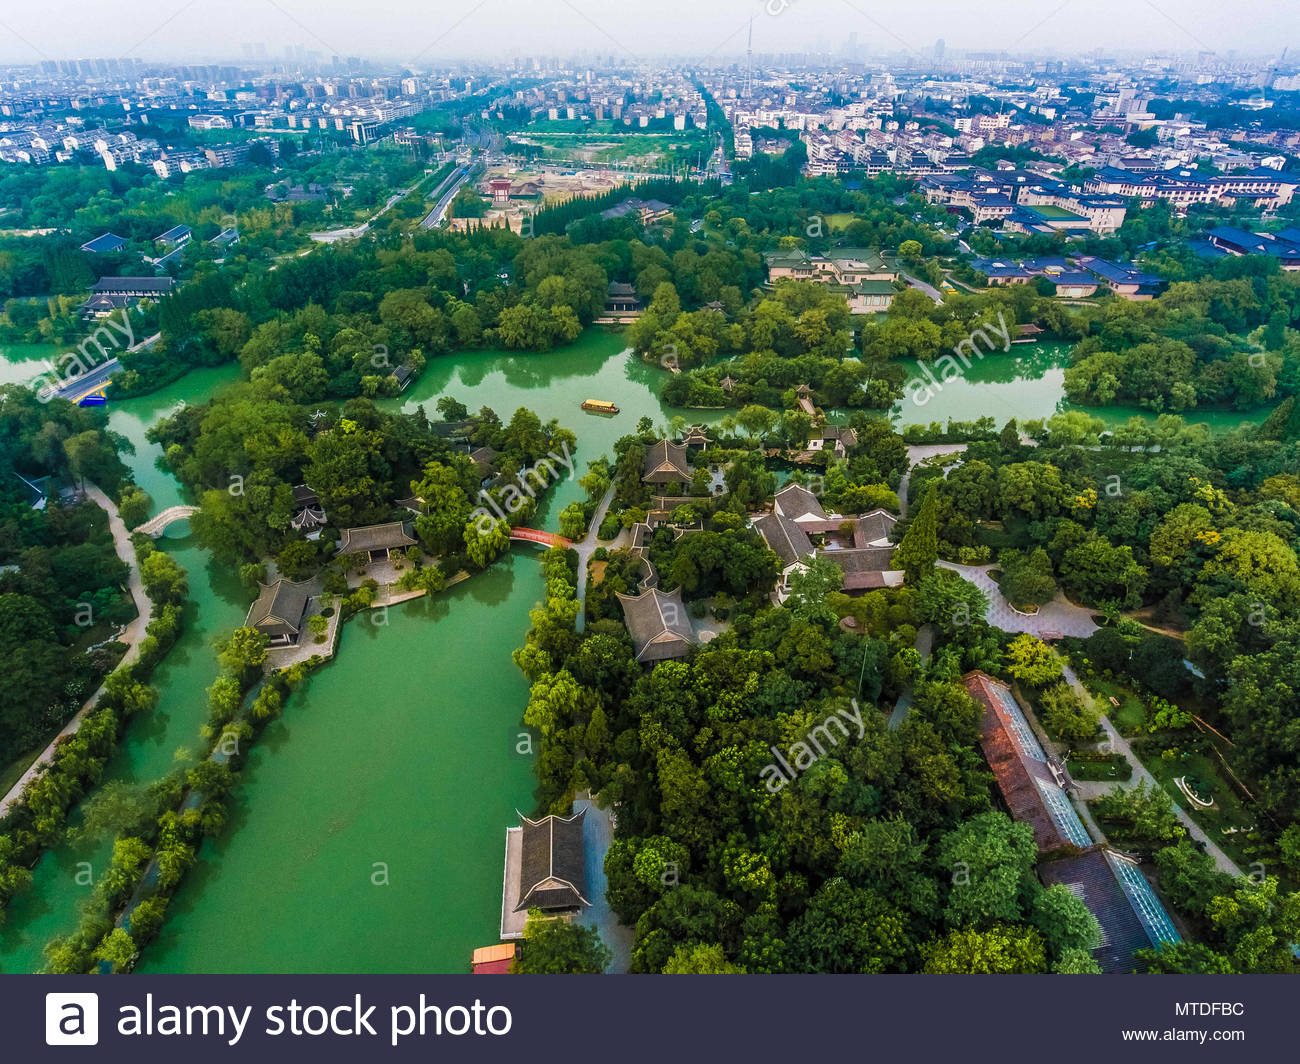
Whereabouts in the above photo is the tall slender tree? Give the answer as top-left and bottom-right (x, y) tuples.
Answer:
(893, 488), (938, 582)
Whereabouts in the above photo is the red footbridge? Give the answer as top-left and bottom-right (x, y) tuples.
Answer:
(508, 527), (573, 549)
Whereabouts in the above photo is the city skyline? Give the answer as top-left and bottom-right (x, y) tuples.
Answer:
(0, 0), (1297, 66)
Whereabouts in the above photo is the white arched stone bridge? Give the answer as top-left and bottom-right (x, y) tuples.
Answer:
(134, 505), (199, 538)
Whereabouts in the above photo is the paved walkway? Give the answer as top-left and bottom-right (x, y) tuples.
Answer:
(573, 486), (616, 633)
(898, 270), (944, 303)
(0, 482), (153, 817)
(888, 624), (933, 729)
(134, 503), (198, 537)
(1061, 666), (1244, 878)
(937, 560), (1099, 639)
(310, 186), (414, 242)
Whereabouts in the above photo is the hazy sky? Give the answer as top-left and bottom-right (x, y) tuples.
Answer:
(0, 0), (1296, 66)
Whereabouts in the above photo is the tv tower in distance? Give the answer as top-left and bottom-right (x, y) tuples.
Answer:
(745, 16), (753, 98)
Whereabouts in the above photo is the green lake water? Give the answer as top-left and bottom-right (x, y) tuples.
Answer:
(0, 329), (1273, 973)
(892, 343), (1074, 427)
(0, 364), (257, 972)
(891, 341), (1269, 433)
(386, 327), (723, 523)
(139, 557), (541, 973)
(0, 532), (248, 973)
(143, 330), (656, 972)
(103, 366), (244, 510)
(0, 344), (59, 388)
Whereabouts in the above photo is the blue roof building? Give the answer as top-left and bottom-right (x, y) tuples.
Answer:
(13, 472), (48, 510)
(1077, 256), (1165, 299)
(1206, 226), (1300, 267)
(154, 224), (192, 248)
(80, 232), (127, 254)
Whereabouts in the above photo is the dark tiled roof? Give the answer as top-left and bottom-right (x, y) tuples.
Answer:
(616, 587), (695, 662)
(469, 446), (498, 475)
(80, 232), (127, 253)
(827, 546), (895, 570)
(1077, 256), (1162, 288)
(600, 197), (673, 220)
(515, 810), (589, 913)
(1207, 226), (1300, 258)
(1038, 848), (1172, 973)
(337, 521), (416, 555)
(81, 294), (130, 312)
(1049, 271), (1098, 287)
(823, 547), (901, 589)
(773, 483), (825, 522)
(855, 509), (897, 545)
(291, 507), (326, 532)
(819, 425), (859, 447)
(753, 512), (812, 567)
(245, 578), (311, 638)
(291, 484), (320, 507)
(642, 439), (690, 482)
(92, 275), (175, 293)
(970, 257), (1033, 278)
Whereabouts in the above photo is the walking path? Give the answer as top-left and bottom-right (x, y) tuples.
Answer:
(572, 486), (617, 633)
(887, 624), (934, 729)
(310, 166), (450, 242)
(898, 270), (944, 303)
(0, 483), (152, 817)
(1060, 666), (1244, 878)
(937, 560), (1099, 639)
(309, 192), (405, 241)
(134, 503), (198, 538)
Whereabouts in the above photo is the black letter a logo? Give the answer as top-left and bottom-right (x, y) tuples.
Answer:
(60, 1004), (86, 1037)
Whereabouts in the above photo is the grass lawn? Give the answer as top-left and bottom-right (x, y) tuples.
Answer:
(0, 742), (46, 797)
(1131, 735), (1260, 869)
(825, 212), (856, 230)
(1082, 675), (1148, 736)
(1067, 753), (1133, 782)
(974, 518), (1029, 552)
(1026, 203), (1084, 220)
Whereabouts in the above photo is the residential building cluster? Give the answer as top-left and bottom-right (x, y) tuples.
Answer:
(692, 55), (1299, 218)
(921, 168), (1130, 234)
(967, 255), (1165, 300)
(0, 59), (506, 169)
(497, 72), (708, 130)
(763, 247), (899, 313)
